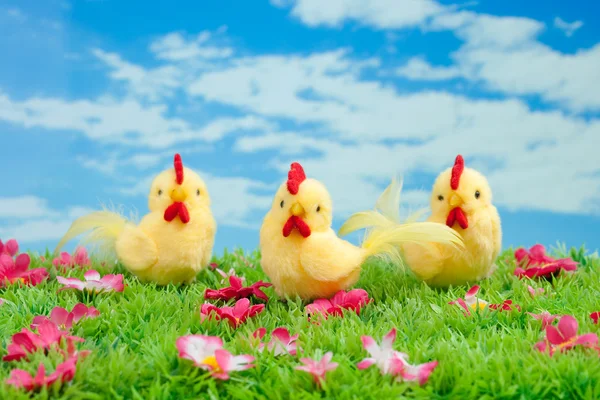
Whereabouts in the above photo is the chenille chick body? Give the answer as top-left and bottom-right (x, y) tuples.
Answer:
(260, 163), (463, 300)
(402, 155), (502, 287)
(55, 154), (216, 285)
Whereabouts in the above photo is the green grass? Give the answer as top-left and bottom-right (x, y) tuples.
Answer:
(1, 245), (599, 400)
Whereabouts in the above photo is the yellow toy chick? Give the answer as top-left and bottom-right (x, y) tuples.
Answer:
(54, 153), (216, 285)
(259, 162), (463, 300)
(341, 155), (501, 288)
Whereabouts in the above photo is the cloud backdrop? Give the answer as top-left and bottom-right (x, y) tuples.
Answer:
(1, 0), (598, 255)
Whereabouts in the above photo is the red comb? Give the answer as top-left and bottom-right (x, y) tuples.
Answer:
(450, 155), (464, 190)
(287, 162), (306, 195)
(174, 153), (184, 185)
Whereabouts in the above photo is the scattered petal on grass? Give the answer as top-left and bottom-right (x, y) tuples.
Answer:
(449, 285), (488, 316)
(0, 298), (4, 306)
(391, 358), (439, 386)
(52, 247), (91, 270)
(514, 244), (578, 279)
(591, 312), (599, 324)
(357, 328), (438, 385)
(253, 327), (299, 356)
(527, 285), (545, 298)
(305, 289), (370, 319)
(488, 300), (521, 312)
(535, 315), (599, 356)
(57, 270), (124, 293)
(357, 328), (406, 375)
(204, 276), (272, 302)
(5, 353), (87, 391)
(528, 311), (559, 329)
(176, 335), (254, 380)
(200, 298), (264, 328)
(295, 352), (338, 386)
(31, 303), (100, 331)
(3, 321), (84, 362)
(0, 251), (48, 288)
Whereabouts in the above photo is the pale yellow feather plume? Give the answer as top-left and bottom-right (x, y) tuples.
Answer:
(53, 210), (129, 260)
(339, 176), (465, 267)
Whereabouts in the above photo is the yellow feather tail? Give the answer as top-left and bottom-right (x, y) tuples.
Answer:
(339, 176), (465, 267)
(53, 210), (129, 260)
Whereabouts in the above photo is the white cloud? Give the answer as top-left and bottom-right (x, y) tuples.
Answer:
(393, 12), (600, 112)
(553, 17), (583, 37)
(0, 90), (273, 148)
(0, 196), (60, 219)
(396, 57), (461, 80)
(283, 0), (444, 29)
(277, 1), (600, 113)
(4, 7), (26, 22)
(0, 197), (91, 244)
(78, 145), (215, 176)
(149, 31), (233, 61)
(92, 48), (182, 101)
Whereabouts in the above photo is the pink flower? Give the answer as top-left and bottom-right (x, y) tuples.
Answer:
(514, 244), (577, 279)
(204, 276), (272, 302)
(591, 312), (599, 324)
(57, 270), (124, 293)
(52, 247), (91, 270)
(31, 303), (100, 331)
(0, 239), (19, 256)
(305, 289), (371, 319)
(253, 327), (299, 356)
(535, 315), (598, 356)
(295, 352), (338, 386)
(3, 320), (84, 362)
(0, 252), (48, 288)
(528, 311), (559, 329)
(488, 300), (521, 312)
(176, 335), (254, 380)
(527, 285), (545, 298)
(449, 285), (488, 316)
(5, 353), (87, 391)
(357, 328), (438, 385)
(200, 298), (264, 328)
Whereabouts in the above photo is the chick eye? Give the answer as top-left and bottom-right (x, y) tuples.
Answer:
(475, 191), (481, 199)
(438, 195), (444, 201)
(280, 200), (284, 208)
(316, 205), (321, 212)
(158, 189), (163, 196)
(196, 189), (201, 196)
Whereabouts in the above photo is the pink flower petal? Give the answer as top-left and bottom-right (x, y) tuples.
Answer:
(381, 328), (397, 352)
(84, 270), (101, 281)
(253, 327), (267, 340)
(465, 285), (480, 299)
(574, 333), (599, 347)
(545, 325), (565, 345)
(557, 315), (578, 341)
(271, 327), (291, 344)
(357, 358), (376, 370)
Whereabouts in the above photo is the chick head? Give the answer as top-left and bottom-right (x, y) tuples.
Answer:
(267, 162), (333, 238)
(148, 154), (211, 223)
(430, 155), (493, 230)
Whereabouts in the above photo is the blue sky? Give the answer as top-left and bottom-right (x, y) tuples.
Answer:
(0, 0), (599, 257)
